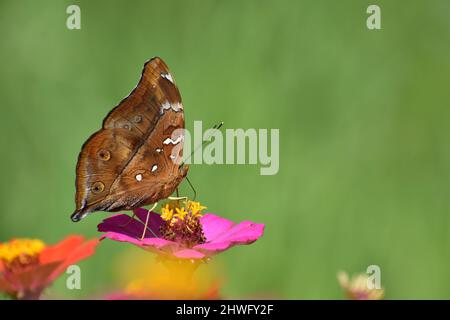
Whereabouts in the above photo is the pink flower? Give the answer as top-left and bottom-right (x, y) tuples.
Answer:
(97, 201), (265, 260)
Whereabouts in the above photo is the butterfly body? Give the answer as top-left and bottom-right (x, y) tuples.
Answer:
(71, 57), (188, 222)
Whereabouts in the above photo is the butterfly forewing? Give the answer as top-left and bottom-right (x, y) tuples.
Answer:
(71, 57), (188, 222)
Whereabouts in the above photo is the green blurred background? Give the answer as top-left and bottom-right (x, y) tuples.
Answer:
(1, 0), (450, 299)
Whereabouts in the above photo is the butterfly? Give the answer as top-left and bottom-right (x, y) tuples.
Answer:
(71, 57), (188, 223)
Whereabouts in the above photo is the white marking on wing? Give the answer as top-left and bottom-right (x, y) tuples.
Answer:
(135, 174), (143, 182)
(163, 135), (184, 145)
(161, 72), (175, 84)
(160, 101), (183, 114)
(172, 102), (183, 111)
(151, 165), (158, 172)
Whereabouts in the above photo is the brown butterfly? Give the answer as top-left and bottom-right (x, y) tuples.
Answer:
(71, 57), (188, 224)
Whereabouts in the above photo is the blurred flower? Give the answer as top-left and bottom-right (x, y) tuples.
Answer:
(98, 200), (265, 260)
(0, 236), (98, 299)
(337, 271), (384, 300)
(105, 249), (222, 300)
(105, 285), (220, 300)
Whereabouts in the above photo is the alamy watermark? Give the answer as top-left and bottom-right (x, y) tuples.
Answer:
(367, 5), (381, 30)
(366, 264), (382, 289)
(66, 265), (81, 290)
(66, 5), (81, 30)
(170, 121), (279, 176)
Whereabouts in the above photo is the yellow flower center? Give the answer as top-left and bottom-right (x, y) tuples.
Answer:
(159, 200), (207, 247)
(187, 201), (207, 217)
(0, 239), (46, 272)
(160, 204), (174, 221)
(174, 207), (188, 221)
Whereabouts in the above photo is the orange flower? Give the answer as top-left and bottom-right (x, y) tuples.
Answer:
(0, 235), (98, 299)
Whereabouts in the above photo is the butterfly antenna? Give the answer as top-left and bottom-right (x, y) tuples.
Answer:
(180, 121), (224, 167)
(180, 122), (222, 200)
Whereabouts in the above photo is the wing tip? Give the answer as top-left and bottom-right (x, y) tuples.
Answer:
(70, 210), (83, 222)
(71, 207), (91, 222)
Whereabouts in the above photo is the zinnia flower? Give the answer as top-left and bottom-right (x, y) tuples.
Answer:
(0, 235), (98, 299)
(98, 200), (265, 260)
(337, 271), (384, 300)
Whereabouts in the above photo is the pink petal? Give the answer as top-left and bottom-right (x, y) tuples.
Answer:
(100, 231), (145, 245)
(97, 212), (161, 239)
(200, 214), (235, 241)
(173, 249), (206, 259)
(140, 237), (175, 248)
(133, 208), (163, 236)
(195, 215), (265, 255)
(100, 231), (180, 256)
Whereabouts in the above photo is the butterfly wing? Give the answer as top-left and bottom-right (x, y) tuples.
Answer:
(71, 57), (188, 222)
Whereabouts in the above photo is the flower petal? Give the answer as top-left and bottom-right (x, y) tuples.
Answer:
(194, 215), (265, 255)
(173, 249), (206, 259)
(100, 231), (181, 256)
(39, 235), (84, 264)
(97, 212), (162, 239)
(49, 240), (98, 282)
(100, 231), (147, 246)
(200, 213), (236, 242)
(0, 261), (61, 297)
(39, 235), (98, 283)
(133, 208), (163, 234)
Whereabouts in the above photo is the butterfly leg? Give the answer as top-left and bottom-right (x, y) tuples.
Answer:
(167, 196), (188, 209)
(168, 196), (188, 202)
(140, 202), (158, 240)
(185, 176), (197, 200)
(167, 197), (188, 204)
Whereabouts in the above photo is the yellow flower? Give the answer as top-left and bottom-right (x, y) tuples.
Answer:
(174, 207), (188, 220)
(188, 201), (207, 217)
(0, 239), (46, 263)
(160, 204), (174, 221)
